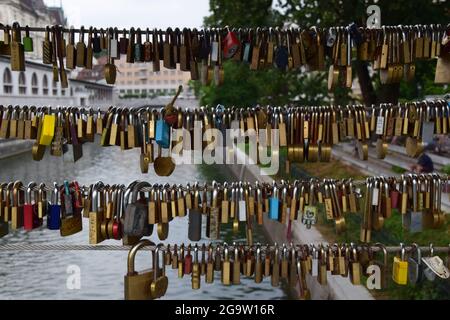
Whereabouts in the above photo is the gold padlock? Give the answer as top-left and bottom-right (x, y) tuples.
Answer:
(124, 239), (156, 300)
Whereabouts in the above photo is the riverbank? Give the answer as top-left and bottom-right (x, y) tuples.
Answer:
(0, 140), (33, 160)
(223, 147), (374, 300)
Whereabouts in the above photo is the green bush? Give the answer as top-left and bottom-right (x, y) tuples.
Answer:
(442, 164), (450, 175)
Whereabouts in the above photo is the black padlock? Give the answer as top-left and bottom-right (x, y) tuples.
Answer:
(188, 208), (202, 241)
(274, 46), (288, 70)
(92, 29), (102, 53)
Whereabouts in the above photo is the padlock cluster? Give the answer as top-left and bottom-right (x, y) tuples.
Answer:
(0, 174), (448, 243)
(2, 23), (450, 87)
(124, 241), (450, 300)
(1, 99), (449, 175)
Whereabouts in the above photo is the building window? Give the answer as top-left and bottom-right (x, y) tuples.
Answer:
(31, 73), (38, 95)
(163, 70), (168, 75)
(70, 87), (74, 96)
(52, 82), (58, 96)
(164, 80), (169, 84)
(18, 72), (27, 94)
(170, 80), (176, 84)
(120, 89), (125, 93)
(127, 89), (132, 94)
(3, 68), (12, 94)
(134, 89), (140, 93)
(61, 89), (66, 96)
(43, 75), (49, 95)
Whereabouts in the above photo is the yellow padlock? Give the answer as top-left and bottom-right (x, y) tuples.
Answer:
(392, 244), (408, 285)
(39, 114), (56, 146)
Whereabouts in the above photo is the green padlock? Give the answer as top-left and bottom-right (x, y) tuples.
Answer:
(23, 25), (33, 52)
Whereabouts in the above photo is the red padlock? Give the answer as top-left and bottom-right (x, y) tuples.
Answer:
(72, 181), (83, 216)
(184, 245), (193, 274)
(112, 186), (124, 240)
(24, 182), (42, 230)
(390, 189), (400, 209)
(222, 28), (240, 59)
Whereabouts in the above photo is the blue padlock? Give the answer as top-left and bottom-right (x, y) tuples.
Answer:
(268, 184), (279, 220)
(242, 42), (252, 63)
(155, 112), (170, 149)
(47, 183), (61, 230)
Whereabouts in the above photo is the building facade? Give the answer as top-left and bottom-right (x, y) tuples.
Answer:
(0, 56), (114, 107)
(0, 0), (66, 62)
(115, 56), (193, 98)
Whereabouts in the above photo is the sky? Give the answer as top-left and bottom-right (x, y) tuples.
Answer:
(43, 0), (211, 29)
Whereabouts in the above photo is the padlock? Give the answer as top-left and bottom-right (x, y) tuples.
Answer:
(60, 181), (82, 237)
(123, 181), (153, 237)
(188, 185), (202, 241)
(47, 183), (61, 230)
(39, 113), (56, 146)
(155, 111), (170, 149)
(11, 181), (24, 230)
(23, 25), (34, 52)
(392, 244), (408, 285)
(222, 28), (240, 59)
(124, 239), (155, 300)
(150, 244), (169, 299)
(221, 244), (231, 285)
(23, 182), (42, 230)
(268, 183), (279, 220)
(89, 182), (105, 244)
(408, 243), (423, 286)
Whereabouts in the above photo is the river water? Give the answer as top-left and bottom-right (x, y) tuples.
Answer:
(0, 141), (288, 300)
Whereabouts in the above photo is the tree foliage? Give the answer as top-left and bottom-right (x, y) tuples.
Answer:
(195, 0), (449, 107)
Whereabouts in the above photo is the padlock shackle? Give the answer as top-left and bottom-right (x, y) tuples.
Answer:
(127, 239), (155, 275)
(26, 182), (36, 204)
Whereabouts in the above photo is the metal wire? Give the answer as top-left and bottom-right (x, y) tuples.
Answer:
(0, 243), (448, 254)
(11, 173), (450, 194)
(0, 24), (445, 35)
(1, 98), (447, 115)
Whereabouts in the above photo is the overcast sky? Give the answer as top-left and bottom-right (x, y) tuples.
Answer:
(43, 0), (211, 29)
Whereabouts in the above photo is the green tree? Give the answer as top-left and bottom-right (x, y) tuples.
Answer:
(194, 0), (449, 108)
(278, 0), (450, 104)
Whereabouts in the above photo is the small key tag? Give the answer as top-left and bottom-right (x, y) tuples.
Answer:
(372, 188), (379, 205)
(301, 205), (317, 229)
(375, 116), (384, 135)
(238, 200), (246, 222)
(410, 211), (423, 233)
(312, 257), (319, 277)
(422, 121), (434, 144)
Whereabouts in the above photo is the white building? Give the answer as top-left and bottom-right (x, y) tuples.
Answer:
(0, 0), (66, 61)
(0, 0), (115, 107)
(0, 56), (114, 107)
